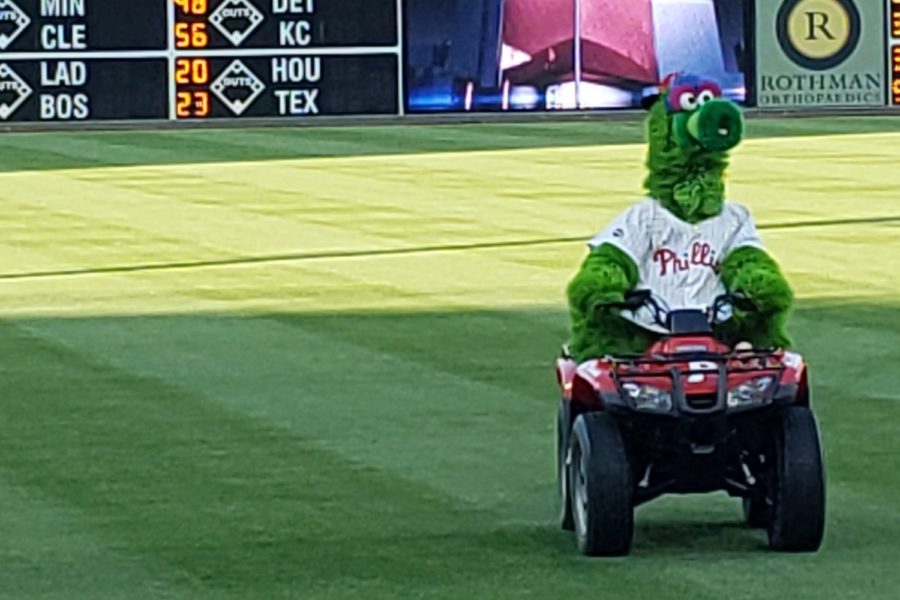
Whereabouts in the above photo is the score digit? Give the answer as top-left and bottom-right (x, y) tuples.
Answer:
(175, 22), (209, 48)
(175, 58), (210, 84)
(176, 91), (211, 118)
(893, 1), (900, 38)
(174, 0), (208, 15)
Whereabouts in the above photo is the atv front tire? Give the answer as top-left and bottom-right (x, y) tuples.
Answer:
(569, 412), (634, 556)
(767, 406), (826, 552)
(557, 401), (574, 531)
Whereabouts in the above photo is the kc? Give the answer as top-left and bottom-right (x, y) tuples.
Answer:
(280, 20), (311, 46)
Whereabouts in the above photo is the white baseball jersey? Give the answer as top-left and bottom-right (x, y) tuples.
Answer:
(588, 199), (764, 333)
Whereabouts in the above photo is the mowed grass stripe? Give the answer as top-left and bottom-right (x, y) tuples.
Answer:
(2, 117), (900, 173)
(4, 303), (900, 599)
(10, 303), (900, 508)
(1, 132), (898, 314)
(0, 122), (898, 598)
(1, 214), (898, 282)
(0, 478), (202, 600)
(10, 312), (558, 514)
(0, 318), (740, 600)
(0, 319), (519, 597)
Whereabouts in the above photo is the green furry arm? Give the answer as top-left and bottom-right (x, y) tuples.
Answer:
(567, 243), (639, 318)
(721, 246), (793, 314)
(718, 246), (794, 348)
(567, 244), (654, 359)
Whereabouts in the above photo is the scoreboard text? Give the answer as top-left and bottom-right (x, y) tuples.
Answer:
(2, 1), (899, 123)
(0, 0), (400, 122)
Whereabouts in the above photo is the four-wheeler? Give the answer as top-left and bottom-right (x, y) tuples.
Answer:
(556, 290), (826, 556)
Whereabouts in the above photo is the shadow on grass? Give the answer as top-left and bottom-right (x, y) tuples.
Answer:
(0, 299), (897, 595)
(634, 517), (768, 554)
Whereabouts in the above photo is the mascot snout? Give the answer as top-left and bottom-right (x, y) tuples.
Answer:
(683, 99), (744, 152)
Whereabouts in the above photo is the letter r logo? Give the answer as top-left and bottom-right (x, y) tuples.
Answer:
(804, 11), (836, 40)
(776, 0), (861, 70)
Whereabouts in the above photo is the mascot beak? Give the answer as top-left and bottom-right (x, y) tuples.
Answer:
(684, 99), (744, 152)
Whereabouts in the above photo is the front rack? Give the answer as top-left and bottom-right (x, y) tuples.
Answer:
(608, 350), (785, 415)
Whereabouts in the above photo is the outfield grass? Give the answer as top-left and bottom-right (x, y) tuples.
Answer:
(0, 118), (899, 599)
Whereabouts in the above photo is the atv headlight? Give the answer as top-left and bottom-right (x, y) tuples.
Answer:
(622, 383), (673, 413)
(727, 376), (775, 408)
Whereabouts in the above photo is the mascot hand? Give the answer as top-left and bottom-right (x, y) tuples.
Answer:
(730, 266), (793, 315)
(585, 290), (626, 323)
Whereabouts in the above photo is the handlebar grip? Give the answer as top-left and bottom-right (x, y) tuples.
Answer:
(730, 290), (758, 312)
(591, 289), (651, 315)
(622, 289), (652, 310)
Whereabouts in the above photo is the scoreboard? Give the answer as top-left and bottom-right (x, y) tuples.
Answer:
(891, 0), (900, 106)
(3, 1), (900, 124)
(0, 0), (400, 122)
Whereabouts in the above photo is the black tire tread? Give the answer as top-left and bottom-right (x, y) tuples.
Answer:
(768, 406), (826, 552)
(571, 412), (633, 556)
(558, 402), (574, 531)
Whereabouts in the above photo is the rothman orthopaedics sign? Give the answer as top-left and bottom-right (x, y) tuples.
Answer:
(756, 0), (885, 108)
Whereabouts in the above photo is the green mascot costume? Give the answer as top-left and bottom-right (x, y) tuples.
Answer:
(567, 74), (794, 360)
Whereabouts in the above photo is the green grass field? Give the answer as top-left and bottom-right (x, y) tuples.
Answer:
(0, 117), (899, 599)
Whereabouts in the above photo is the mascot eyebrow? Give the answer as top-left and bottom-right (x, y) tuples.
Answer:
(662, 73), (724, 113)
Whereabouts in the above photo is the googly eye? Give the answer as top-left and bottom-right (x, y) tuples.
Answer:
(679, 92), (698, 111)
(697, 89), (716, 105)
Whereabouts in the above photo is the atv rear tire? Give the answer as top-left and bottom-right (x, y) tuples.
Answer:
(569, 412), (633, 556)
(767, 406), (826, 552)
(742, 497), (769, 528)
(557, 401), (574, 531)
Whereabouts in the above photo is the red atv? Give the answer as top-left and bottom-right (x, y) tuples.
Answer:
(556, 290), (825, 556)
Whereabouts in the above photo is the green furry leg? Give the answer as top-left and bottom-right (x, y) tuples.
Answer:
(719, 246), (794, 348)
(570, 310), (658, 360)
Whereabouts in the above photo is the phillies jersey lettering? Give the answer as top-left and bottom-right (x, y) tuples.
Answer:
(654, 241), (719, 276)
(588, 199), (763, 332)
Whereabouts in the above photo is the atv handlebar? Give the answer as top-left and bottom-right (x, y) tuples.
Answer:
(591, 289), (653, 312)
(593, 289), (758, 329)
(592, 290), (667, 327)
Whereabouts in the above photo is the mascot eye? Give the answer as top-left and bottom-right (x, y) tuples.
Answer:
(678, 92), (698, 111)
(697, 89), (716, 105)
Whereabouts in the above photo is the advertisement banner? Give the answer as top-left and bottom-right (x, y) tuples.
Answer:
(756, 0), (885, 108)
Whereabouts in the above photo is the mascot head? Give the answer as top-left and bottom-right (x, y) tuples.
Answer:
(644, 73), (745, 224)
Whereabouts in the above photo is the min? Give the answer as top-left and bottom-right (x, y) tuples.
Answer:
(40, 0), (85, 17)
